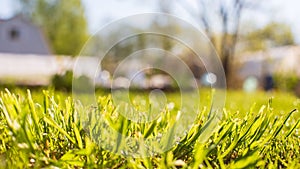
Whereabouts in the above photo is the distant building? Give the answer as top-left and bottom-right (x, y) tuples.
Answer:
(238, 45), (300, 90)
(0, 15), (51, 55)
(239, 46), (300, 79)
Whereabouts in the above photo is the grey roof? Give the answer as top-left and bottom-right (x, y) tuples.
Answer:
(0, 15), (51, 55)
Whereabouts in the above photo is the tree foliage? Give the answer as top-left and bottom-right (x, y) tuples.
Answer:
(242, 22), (295, 52)
(19, 0), (89, 56)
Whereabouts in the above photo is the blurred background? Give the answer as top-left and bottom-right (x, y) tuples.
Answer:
(0, 0), (300, 95)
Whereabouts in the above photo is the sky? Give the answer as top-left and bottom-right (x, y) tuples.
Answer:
(0, 0), (300, 43)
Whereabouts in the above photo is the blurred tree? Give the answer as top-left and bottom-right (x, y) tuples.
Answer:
(174, 0), (262, 85)
(242, 22), (295, 52)
(18, 0), (88, 56)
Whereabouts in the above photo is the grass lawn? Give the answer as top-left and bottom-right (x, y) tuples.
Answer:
(0, 88), (299, 168)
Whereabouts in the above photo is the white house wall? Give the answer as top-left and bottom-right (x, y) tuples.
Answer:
(0, 53), (96, 85)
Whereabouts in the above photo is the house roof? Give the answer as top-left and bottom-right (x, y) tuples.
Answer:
(0, 15), (51, 55)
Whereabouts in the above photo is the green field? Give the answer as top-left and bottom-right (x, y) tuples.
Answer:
(0, 88), (300, 168)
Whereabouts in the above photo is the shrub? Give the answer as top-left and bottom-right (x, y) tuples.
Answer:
(273, 73), (299, 91)
(51, 70), (93, 92)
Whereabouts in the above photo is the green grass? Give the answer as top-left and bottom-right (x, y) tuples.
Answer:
(0, 88), (300, 168)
